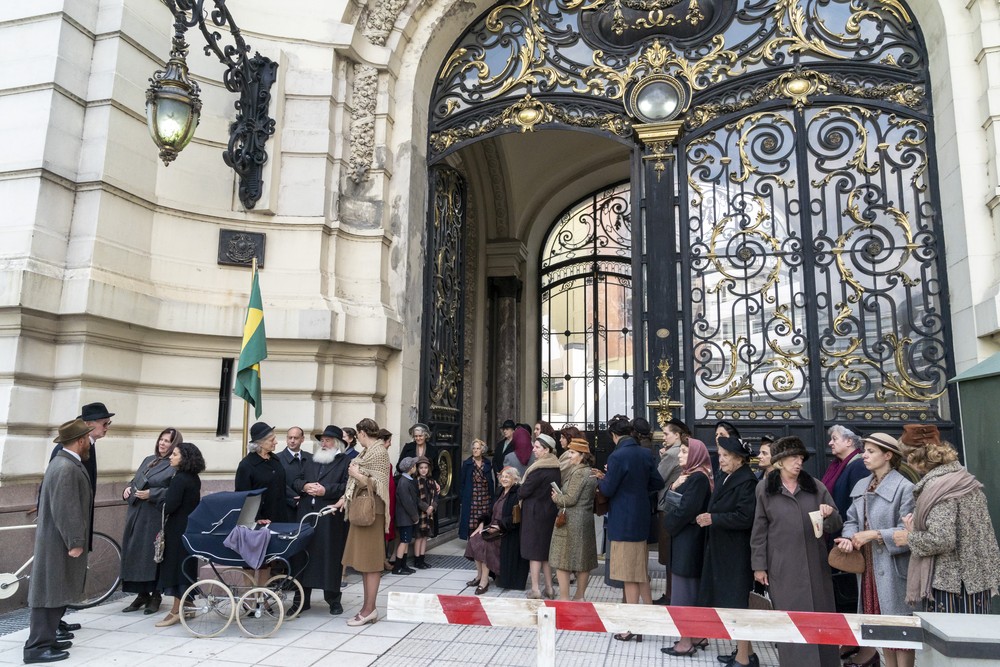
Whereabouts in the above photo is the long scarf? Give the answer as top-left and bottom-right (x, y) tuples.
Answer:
(684, 438), (715, 492)
(821, 448), (860, 495)
(344, 439), (392, 527)
(521, 452), (560, 487)
(905, 465), (983, 605)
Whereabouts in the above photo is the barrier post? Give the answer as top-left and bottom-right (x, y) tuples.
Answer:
(536, 605), (556, 667)
(914, 612), (1000, 667)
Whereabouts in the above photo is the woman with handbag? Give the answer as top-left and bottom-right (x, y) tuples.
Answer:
(517, 434), (562, 599)
(464, 465), (515, 594)
(119, 427), (181, 615)
(334, 417), (391, 626)
(653, 420), (686, 604)
(153, 442), (205, 628)
(661, 437), (712, 656)
(696, 436), (758, 667)
(750, 436), (843, 667)
(548, 438), (598, 600)
(834, 433), (915, 667)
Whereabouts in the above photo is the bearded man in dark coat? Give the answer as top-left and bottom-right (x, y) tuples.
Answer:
(294, 425), (351, 615)
(25, 419), (94, 664)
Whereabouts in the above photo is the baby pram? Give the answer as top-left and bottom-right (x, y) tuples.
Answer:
(178, 488), (331, 638)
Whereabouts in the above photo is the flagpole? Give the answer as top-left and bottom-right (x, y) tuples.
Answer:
(241, 256), (256, 457)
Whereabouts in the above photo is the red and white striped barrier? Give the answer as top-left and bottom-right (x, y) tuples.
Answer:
(387, 592), (922, 666)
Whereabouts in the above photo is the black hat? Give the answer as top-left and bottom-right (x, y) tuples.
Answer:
(501, 419), (517, 430)
(760, 433), (776, 445)
(718, 436), (752, 458)
(632, 417), (652, 437)
(250, 422), (275, 442)
(78, 402), (114, 421)
(314, 424), (344, 441)
(769, 435), (810, 463)
(667, 417), (691, 435)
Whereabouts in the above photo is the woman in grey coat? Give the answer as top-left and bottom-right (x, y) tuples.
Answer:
(835, 433), (915, 667)
(118, 428), (181, 615)
(548, 438), (598, 600)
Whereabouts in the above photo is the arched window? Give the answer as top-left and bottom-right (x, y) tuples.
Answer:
(540, 183), (633, 432)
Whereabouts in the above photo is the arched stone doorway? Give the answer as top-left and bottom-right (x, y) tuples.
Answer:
(418, 0), (958, 526)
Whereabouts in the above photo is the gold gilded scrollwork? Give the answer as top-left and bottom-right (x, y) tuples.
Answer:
(824, 334), (946, 402)
(729, 113), (796, 188)
(648, 356), (684, 428)
(809, 106), (880, 187)
(705, 194), (783, 302)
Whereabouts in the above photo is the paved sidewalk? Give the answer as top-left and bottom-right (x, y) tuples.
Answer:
(0, 540), (779, 666)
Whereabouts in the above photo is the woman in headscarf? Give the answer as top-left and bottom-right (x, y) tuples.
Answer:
(517, 433), (561, 599)
(696, 436), (758, 667)
(751, 436), (842, 667)
(548, 437), (598, 600)
(835, 433), (915, 667)
(119, 427), (181, 615)
(661, 437), (713, 656)
(334, 418), (391, 626)
(894, 425), (1000, 614)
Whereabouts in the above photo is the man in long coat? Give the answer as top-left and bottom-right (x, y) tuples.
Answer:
(25, 419), (94, 664)
(293, 425), (351, 615)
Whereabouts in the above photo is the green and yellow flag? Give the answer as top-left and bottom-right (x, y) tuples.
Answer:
(234, 267), (267, 418)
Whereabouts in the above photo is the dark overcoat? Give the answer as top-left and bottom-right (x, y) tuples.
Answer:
(294, 453), (350, 593)
(458, 457), (495, 539)
(698, 464), (757, 609)
(157, 471), (201, 594)
(120, 455), (175, 587)
(396, 440), (439, 479)
(750, 471), (843, 667)
(235, 452), (290, 523)
(663, 472), (710, 578)
(598, 437), (664, 542)
(49, 440), (97, 550)
(30, 451), (92, 608)
(517, 460), (561, 561)
(277, 447), (312, 513)
(496, 486), (530, 590)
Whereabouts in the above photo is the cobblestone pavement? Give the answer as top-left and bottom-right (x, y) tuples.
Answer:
(0, 540), (780, 666)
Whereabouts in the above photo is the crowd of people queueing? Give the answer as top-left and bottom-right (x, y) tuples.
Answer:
(455, 417), (1000, 667)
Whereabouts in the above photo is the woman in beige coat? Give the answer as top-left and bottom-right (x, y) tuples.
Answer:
(548, 438), (598, 600)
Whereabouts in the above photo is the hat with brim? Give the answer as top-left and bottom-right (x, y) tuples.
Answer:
(415, 456), (432, 469)
(863, 432), (904, 457)
(54, 418), (94, 444)
(718, 436), (752, 458)
(250, 421), (275, 442)
(314, 424), (344, 441)
(78, 402), (114, 421)
(769, 436), (810, 463)
(567, 437), (591, 454)
(535, 434), (556, 452)
(409, 423), (430, 437)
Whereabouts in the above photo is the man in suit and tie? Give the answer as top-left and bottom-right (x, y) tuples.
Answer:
(277, 426), (311, 515)
(293, 425), (351, 615)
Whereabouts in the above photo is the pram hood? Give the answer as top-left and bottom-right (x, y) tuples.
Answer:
(186, 489), (266, 536)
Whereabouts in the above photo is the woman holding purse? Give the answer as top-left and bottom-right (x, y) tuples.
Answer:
(548, 438), (598, 600)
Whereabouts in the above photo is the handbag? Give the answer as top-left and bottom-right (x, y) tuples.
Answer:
(152, 505), (166, 564)
(481, 524), (503, 542)
(555, 508), (567, 528)
(828, 545), (865, 574)
(348, 486), (376, 527)
(748, 582), (773, 611)
(594, 488), (610, 516)
(658, 489), (683, 511)
(512, 501), (522, 525)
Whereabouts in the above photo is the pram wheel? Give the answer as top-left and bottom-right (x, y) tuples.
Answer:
(219, 568), (256, 598)
(265, 574), (305, 620)
(180, 579), (235, 638)
(236, 587), (284, 638)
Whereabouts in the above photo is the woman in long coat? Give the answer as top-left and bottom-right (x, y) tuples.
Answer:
(697, 436), (758, 667)
(458, 439), (494, 540)
(751, 436), (842, 667)
(119, 427), (181, 615)
(235, 422), (289, 523)
(549, 438), (598, 600)
(497, 469), (530, 590)
(154, 442), (205, 628)
(835, 433), (915, 667)
(517, 434), (561, 599)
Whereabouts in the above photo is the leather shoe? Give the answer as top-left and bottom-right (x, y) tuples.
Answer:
(54, 630), (73, 642)
(58, 621), (80, 632)
(51, 641), (72, 651)
(122, 594), (149, 613)
(329, 601), (343, 615)
(143, 594), (162, 615)
(22, 648), (69, 664)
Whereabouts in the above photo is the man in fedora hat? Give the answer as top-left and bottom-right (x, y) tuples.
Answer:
(492, 419), (517, 480)
(24, 420), (94, 664)
(45, 402), (113, 638)
(277, 426), (312, 514)
(293, 425), (351, 614)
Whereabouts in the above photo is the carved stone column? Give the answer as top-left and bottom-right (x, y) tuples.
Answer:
(489, 276), (523, 430)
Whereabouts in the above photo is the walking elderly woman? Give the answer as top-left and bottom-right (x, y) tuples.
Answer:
(893, 424), (1000, 614)
(834, 433), (915, 667)
(548, 437), (598, 600)
(751, 436), (842, 667)
(119, 427), (181, 615)
(518, 433), (561, 599)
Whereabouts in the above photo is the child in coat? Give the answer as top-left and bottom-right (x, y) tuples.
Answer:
(392, 457), (420, 575)
(414, 456), (439, 569)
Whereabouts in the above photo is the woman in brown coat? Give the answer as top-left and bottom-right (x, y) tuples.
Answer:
(518, 434), (561, 599)
(750, 436), (843, 667)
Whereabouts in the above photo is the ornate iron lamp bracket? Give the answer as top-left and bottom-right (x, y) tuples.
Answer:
(163, 0), (278, 209)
